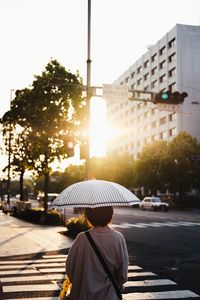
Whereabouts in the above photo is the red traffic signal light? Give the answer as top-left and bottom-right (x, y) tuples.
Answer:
(154, 91), (188, 104)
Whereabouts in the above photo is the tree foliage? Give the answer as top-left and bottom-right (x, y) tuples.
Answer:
(1, 59), (85, 209)
(135, 141), (167, 194)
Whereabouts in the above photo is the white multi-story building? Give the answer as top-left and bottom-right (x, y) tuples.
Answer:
(106, 24), (200, 159)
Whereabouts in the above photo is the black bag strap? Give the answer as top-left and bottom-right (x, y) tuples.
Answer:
(85, 231), (122, 300)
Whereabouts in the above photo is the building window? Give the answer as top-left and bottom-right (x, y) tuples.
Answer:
(159, 60), (166, 69)
(169, 82), (176, 92)
(169, 112), (176, 121)
(131, 71), (135, 78)
(151, 80), (157, 89)
(169, 127), (177, 137)
(137, 66), (142, 74)
(160, 131), (167, 139)
(168, 38), (176, 49)
(152, 134), (159, 141)
(144, 73), (149, 81)
(159, 74), (166, 83)
(151, 66), (157, 75)
(168, 52), (176, 63)
(160, 116), (167, 125)
(125, 77), (129, 83)
(159, 46), (166, 56)
(144, 60), (149, 68)
(168, 68), (176, 77)
(144, 85), (149, 91)
(151, 53), (157, 62)
(137, 78), (142, 85)
(152, 120), (158, 128)
(131, 83), (135, 90)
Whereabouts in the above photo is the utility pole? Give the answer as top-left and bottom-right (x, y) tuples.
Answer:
(85, 0), (92, 179)
(7, 89), (14, 208)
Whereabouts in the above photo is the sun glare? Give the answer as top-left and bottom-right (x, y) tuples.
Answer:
(90, 98), (107, 157)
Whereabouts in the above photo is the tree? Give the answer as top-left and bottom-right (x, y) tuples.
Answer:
(2, 59), (85, 211)
(135, 141), (167, 195)
(91, 152), (136, 188)
(165, 132), (200, 200)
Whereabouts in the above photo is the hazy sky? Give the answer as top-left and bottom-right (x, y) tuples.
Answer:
(1, 0), (199, 116)
(0, 0), (200, 170)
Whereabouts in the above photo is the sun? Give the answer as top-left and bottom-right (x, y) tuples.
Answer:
(90, 98), (107, 157)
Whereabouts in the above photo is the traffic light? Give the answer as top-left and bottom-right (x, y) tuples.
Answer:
(66, 140), (74, 157)
(153, 91), (188, 104)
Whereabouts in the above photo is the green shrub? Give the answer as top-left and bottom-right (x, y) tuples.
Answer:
(66, 214), (92, 237)
(45, 209), (62, 225)
(14, 207), (62, 225)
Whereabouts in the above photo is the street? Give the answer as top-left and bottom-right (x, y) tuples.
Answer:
(0, 208), (200, 299)
(112, 208), (200, 296)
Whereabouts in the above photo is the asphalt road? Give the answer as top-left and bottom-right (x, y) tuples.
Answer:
(112, 207), (200, 295)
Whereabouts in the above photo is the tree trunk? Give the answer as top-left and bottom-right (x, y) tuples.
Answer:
(19, 169), (25, 201)
(43, 172), (49, 212)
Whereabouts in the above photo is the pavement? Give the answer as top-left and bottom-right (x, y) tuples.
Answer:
(0, 210), (74, 257)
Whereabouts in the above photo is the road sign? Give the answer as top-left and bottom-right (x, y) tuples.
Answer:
(103, 84), (129, 101)
(157, 103), (183, 112)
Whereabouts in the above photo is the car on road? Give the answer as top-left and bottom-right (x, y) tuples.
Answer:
(139, 196), (169, 211)
(37, 193), (59, 208)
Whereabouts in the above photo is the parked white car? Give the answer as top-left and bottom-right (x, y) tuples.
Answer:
(140, 196), (169, 211)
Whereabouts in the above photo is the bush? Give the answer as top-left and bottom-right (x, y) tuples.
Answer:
(66, 214), (91, 237)
(14, 207), (62, 225)
(45, 209), (62, 225)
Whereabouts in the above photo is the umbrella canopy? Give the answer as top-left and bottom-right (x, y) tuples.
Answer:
(50, 179), (141, 209)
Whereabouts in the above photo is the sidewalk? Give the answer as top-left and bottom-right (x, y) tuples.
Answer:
(0, 210), (74, 257)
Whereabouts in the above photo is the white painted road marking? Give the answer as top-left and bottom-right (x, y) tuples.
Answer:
(0, 255), (199, 300)
(123, 290), (199, 299)
(124, 279), (177, 287)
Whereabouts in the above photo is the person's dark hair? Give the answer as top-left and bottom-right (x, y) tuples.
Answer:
(85, 206), (113, 227)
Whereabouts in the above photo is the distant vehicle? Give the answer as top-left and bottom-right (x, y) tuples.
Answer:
(37, 193), (59, 208)
(140, 196), (169, 211)
(46, 193), (59, 207)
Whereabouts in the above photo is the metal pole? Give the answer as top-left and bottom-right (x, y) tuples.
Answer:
(86, 0), (92, 179)
(7, 89), (14, 209)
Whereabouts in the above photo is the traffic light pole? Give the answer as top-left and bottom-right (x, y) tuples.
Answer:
(85, 0), (92, 180)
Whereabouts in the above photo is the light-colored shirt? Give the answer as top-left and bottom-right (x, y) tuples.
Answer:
(66, 225), (129, 300)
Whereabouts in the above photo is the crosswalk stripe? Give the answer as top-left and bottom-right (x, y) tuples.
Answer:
(124, 279), (177, 287)
(5, 298), (58, 300)
(128, 272), (157, 278)
(128, 265), (142, 270)
(0, 258), (66, 264)
(123, 290), (199, 299)
(42, 255), (67, 258)
(1, 275), (50, 282)
(0, 262), (65, 269)
(38, 267), (65, 273)
(3, 284), (59, 293)
(111, 221), (200, 229)
(0, 269), (40, 275)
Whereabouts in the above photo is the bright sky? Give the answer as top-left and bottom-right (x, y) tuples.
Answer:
(0, 0), (200, 171)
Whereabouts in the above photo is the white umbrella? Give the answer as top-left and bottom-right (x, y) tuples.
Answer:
(50, 179), (141, 209)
